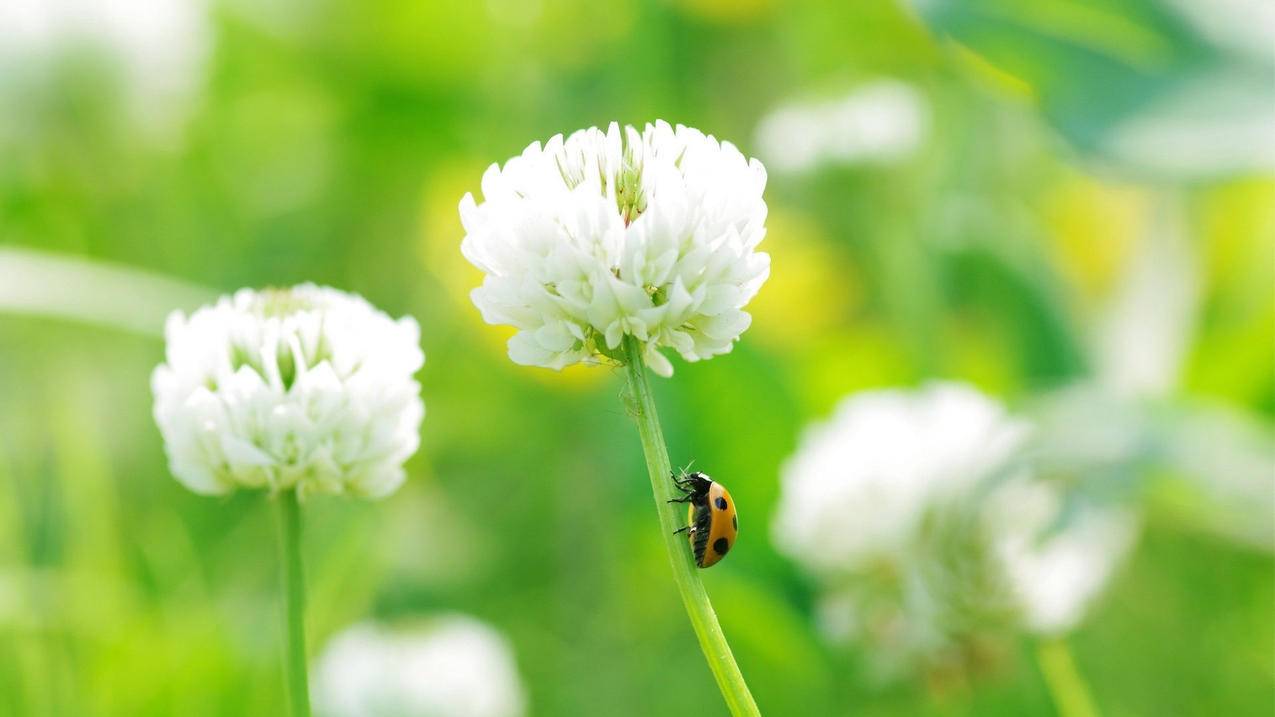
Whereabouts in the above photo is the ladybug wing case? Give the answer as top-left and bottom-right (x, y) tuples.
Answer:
(688, 502), (713, 567)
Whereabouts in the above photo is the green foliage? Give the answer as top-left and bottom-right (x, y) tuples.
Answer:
(916, 0), (1275, 179)
(0, 1), (1271, 715)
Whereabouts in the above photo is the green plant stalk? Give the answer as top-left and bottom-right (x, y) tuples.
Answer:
(274, 489), (312, 717)
(622, 335), (761, 717)
(1036, 637), (1100, 717)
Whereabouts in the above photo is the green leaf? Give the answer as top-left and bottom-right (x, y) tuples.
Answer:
(914, 0), (1275, 179)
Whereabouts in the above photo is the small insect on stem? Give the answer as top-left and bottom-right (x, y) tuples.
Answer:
(669, 468), (738, 569)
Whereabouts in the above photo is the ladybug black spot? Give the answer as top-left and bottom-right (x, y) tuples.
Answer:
(732, 515), (737, 531)
(713, 538), (730, 556)
(715, 496), (728, 511)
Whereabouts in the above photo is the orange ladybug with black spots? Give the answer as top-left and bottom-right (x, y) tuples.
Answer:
(671, 470), (738, 568)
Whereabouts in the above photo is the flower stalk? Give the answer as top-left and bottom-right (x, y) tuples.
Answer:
(1036, 637), (1100, 717)
(274, 489), (312, 717)
(622, 335), (760, 717)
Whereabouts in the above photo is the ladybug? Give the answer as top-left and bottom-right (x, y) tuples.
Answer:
(671, 470), (738, 568)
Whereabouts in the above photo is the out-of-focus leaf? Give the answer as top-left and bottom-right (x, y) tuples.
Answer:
(1029, 383), (1275, 551)
(0, 247), (215, 337)
(913, 0), (1275, 179)
(1092, 192), (1196, 396)
(1152, 403), (1275, 552)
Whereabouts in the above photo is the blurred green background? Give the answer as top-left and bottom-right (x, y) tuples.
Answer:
(0, 0), (1272, 715)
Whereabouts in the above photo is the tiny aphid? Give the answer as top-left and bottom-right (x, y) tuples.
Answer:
(670, 470), (738, 569)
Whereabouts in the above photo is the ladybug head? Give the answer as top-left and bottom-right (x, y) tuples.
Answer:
(682, 471), (714, 497)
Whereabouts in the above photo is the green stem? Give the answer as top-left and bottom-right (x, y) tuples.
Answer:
(1036, 637), (1099, 717)
(273, 489), (312, 717)
(622, 336), (761, 717)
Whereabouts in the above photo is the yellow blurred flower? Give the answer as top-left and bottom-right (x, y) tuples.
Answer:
(1042, 173), (1147, 304)
(1185, 178), (1275, 401)
(748, 207), (859, 349)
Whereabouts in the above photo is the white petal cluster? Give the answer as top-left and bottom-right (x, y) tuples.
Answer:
(772, 383), (1137, 664)
(989, 480), (1138, 634)
(772, 383), (1030, 575)
(151, 284), (424, 499)
(314, 616), (526, 717)
(460, 121), (770, 377)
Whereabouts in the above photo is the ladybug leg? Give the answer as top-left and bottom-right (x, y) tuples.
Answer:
(673, 525), (694, 535)
(669, 474), (695, 499)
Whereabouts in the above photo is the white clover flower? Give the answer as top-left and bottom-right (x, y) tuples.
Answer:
(151, 284), (424, 499)
(459, 121), (770, 377)
(314, 616), (527, 717)
(989, 480), (1137, 634)
(772, 383), (1031, 575)
(754, 80), (928, 175)
(772, 382), (1138, 675)
(0, 0), (209, 136)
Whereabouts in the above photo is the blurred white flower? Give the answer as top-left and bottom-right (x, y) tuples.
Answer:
(314, 616), (526, 717)
(151, 284), (424, 499)
(459, 121), (770, 377)
(0, 0), (209, 136)
(754, 80), (927, 175)
(990, 480), (1138, 634)
(773, 383), (1138, 677)
(772, 383), (1030, 575)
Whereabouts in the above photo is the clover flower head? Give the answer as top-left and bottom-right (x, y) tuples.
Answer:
(989, 480), (1138, 635)
(772, 383), (1031, 574)
(772, 383), (1138, 678)
(151, 284), (424, 499)
(314, 616), (526, 717)
(755, 80), (928, 174)
(460, 121), (770, 377)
